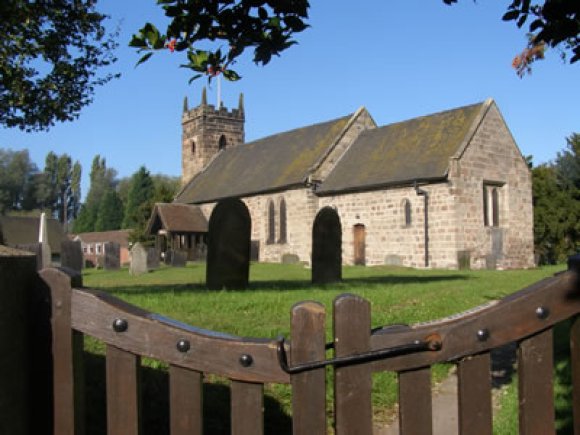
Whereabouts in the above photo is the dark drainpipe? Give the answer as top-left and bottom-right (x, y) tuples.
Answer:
(414, 182), (429, 268)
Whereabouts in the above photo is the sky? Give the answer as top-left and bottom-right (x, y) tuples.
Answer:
(1, 1), (579, 201)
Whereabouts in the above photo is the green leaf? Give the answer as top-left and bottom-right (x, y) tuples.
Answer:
(223, 69), (241, 81)
(258, 7), (268, 20)
(135, 52), (153, 67)
(188, 74), (203, 84)
(129, 35), (148, 48)
(516, 14), (528, 28)
(502, 10), (521, 21)
(529, 19), (543, 33)
(283, 15), (308, 32)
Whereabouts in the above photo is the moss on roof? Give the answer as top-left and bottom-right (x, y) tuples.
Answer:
(317, 102), (486, 194)
(175, 115), (351, 204)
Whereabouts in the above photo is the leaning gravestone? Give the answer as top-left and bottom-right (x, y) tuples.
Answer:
(311, 206), (342, 284)
(130, 243), (148, 276)
(60, 240), (83, 273)
(147, 248), (159, 270)
(103, 242), (120, 270)
(170, 250), (187, 267)
(206, 198), (251, 290)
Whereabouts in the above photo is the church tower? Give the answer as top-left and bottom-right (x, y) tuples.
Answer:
(181, 87), (245, 185)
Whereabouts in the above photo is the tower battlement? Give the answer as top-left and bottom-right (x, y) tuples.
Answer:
(181, 88), (245, 185)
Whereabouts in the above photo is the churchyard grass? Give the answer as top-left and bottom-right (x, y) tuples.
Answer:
(81, 262), (566, 433)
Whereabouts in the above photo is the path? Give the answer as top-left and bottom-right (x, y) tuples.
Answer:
(374, 343), (516, 434)
(374, 373), (459, 435)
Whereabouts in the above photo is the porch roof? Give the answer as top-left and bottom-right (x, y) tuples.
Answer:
(147, 203), (208, 235)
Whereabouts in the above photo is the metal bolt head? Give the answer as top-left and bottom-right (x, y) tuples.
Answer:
(112, 318), (128, 333)
(176, 339), (190, 353)
(535, 306), (550, 320)
(239, 354), (253, 367)
(476, 328), (489, 342)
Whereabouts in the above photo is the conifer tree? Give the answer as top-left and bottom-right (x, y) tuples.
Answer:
(95, 190), (124, 232)
(123, 166), (155, 242)
(73, 155), (116, 233)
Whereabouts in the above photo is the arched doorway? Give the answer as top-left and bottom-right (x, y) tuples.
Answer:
(353, 224), (366, 266)
(312, 207), (342, 284)
(206, 198), (251, 289)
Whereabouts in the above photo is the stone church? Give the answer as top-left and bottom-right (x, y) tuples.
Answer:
(148, 89), (534, 270)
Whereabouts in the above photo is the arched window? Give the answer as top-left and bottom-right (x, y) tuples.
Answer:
(491, 187), (500, 227)
(483, 183), (502, 227)
(218, 135), (227, 150)
(191, 140), (196, 154)
(403, 199), (412, 227)
(267, 200), (275, 244)
(279, 198), (287, 243)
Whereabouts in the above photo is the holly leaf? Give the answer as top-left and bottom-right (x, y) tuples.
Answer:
(502, 10), (521, 21)
(223, 69), (241, 81)
(135, 52), (153, 67)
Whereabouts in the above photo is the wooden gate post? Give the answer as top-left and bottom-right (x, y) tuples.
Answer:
(568, 255), (580, 435)
(0, 247), (36, 435)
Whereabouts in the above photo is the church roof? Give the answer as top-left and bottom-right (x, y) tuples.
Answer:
(317, 100), (489, 194)
(175, 114), (352, 203)
(146, 203), (208, 234)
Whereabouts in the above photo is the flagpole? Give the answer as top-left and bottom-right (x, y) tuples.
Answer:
(217, 73), (221, 108)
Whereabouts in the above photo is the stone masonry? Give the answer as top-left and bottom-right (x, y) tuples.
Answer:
(181, 90), (245, 185)
(178, 97), (534, 270)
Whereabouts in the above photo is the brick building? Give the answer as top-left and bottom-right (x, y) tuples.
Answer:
(73, 230), (131, 267)
(157, 91), (534, 269)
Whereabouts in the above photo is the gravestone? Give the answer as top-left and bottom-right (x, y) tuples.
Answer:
(486, 228), (504, 270)
(250, 240), (260, 262)
(103, 242), (120, 270)
(281, 253), (300, 264)
(147, 248), (159, 269)
(60, 240), (83, 273)
(170, 250), (187, 267)
(130, 243), (148, 276)
(384, 254), (402, 267)
(206, 198), (251, 290)
(312, 206), (342, 284)
(163, 249), (173, 265)
(457, 250), (471, 270)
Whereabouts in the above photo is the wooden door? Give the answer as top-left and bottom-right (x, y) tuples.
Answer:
(353, 224), (366, 266)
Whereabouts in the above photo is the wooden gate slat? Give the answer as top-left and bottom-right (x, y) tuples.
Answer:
(398, 367), (432, 435)
(169, 365), (203, 435)
(457, 353), (492, 435)
(290, 301), (326, 435)
(518, 328), (555, 435)
(46, 268), (85, 435)
(106, 345), (140, 435)
(570, 316), (580, 435)
(333, 294), (373, 434)
(231, 380), (263, 435)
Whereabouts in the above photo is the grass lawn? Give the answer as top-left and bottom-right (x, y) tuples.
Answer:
(81, 262), (567, 434)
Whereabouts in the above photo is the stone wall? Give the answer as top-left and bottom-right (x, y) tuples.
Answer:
(449, 103), (534, 269)
(191, 102), (534, 270)
(182, 103), (245, 185)
(319, 183), (459, 268)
